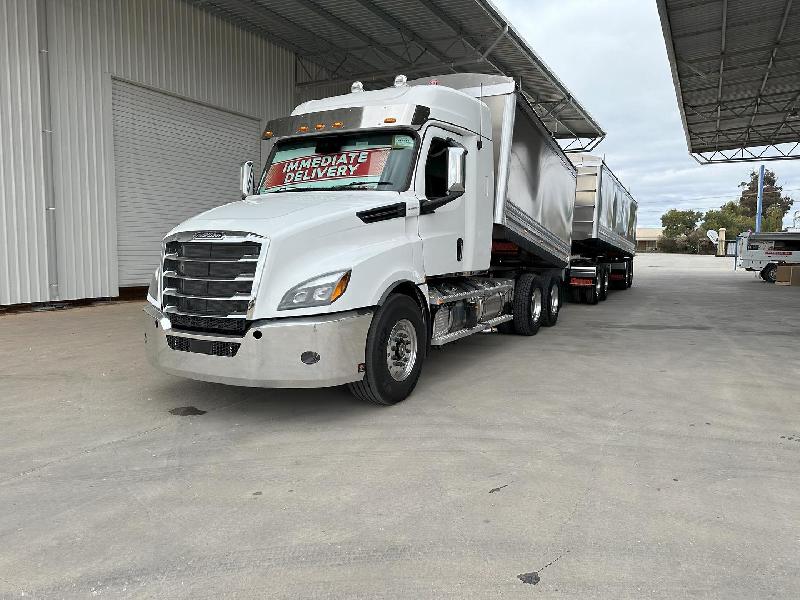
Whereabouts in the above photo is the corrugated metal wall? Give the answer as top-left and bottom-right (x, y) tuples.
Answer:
(0, 0), (49, 305)
(46, 0), (295, 300)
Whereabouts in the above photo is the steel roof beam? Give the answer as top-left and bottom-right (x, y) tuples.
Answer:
(201, 0), (374, 76)
(744, 0), (794, 144)
(349, 0), (454, 67)
(292, 0), (411, 70)
(712, 0), (728, 148)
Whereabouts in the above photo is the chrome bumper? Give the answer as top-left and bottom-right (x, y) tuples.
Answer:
(143, 304), (373, 388)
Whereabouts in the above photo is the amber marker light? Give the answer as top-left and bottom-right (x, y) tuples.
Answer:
(384, 117), (397, 123)
(314, 123), (325, 130)
(298, 125), (309, 133)
(330, 271), (351, 303)
(332, 121), (344, 128)
(262, 130), (273, 139)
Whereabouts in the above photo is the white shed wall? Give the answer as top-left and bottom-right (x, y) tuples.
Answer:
(46, 0), (295, 300)
(0, 0), (49, 305)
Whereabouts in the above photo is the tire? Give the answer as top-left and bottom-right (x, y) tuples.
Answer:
(761, 263), (778, 283)
(509, 272), (545, 336)
(611, 262), (627, 290)
(585, 274), (600, 305)
(599, 267), (609, 301)
(348, 294), (426, 405)
(626, 259), (634, 288)
(543, 276), (562, 327)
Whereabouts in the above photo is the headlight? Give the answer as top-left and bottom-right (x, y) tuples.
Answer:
(147, 269), (159, 303)
(278, 270), (351, 310)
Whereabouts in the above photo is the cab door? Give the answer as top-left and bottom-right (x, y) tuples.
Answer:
(416, 127), (469, 276)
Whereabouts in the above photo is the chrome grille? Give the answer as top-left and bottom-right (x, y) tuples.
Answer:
(162, 235), (262, 334)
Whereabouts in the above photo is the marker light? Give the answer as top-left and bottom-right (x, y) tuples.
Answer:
(332, 121), (344, 128)
(314, 123), (325, 130)
(384, 117), (397, 123)
(298, 125), (309, 133)
(262, 130), (273, 139)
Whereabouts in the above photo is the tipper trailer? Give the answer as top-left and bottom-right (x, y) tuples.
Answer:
(144, 73), (583, 404)
(565, 154), (637, 304)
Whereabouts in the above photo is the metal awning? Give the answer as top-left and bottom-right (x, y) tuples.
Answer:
(657, 0), (800, 163)
(187, 0), (605, 151)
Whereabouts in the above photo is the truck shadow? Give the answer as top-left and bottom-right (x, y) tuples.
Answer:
(148, 377), (367, 423)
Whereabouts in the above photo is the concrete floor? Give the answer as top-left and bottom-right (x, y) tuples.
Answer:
(1, 253), (798, 599)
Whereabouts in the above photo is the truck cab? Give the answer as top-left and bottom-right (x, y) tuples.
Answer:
(144, 74), (576, 404)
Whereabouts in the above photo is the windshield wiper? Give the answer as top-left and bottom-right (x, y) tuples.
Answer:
(328, 181), (395, 190)
(264, 186), (308, 193)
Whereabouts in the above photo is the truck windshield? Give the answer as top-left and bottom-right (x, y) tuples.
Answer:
(258, 131), (416, 193)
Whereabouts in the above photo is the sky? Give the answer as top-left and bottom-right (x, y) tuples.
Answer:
(493, 0), (800, 227)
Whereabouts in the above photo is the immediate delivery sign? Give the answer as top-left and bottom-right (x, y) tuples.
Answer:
(262, 147), (391, 190)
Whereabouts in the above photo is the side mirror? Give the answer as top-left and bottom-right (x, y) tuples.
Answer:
(240, 160), (255, 199)
(446, 147), (466, 195)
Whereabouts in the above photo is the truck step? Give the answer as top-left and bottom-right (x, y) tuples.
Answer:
(431, 314), (513, 346)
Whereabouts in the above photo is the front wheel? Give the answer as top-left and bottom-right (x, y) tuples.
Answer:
(348, 294), (426, 405)
(761, 263), (778, 283)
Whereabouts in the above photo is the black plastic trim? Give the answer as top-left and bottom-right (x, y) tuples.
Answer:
(357, 202), (407, 223)
(412, 105), (431, 125)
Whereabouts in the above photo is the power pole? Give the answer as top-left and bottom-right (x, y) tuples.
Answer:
(755, 164), (765, 232)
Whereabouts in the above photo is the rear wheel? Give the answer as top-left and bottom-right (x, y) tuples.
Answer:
(509, 273), (544, 335)
(599, 267), (609, 301)
(611, 262), (628, 290)
(348, 294), (425, 405)
(543, 276), (562, 327)
(584, 274), (600, 305)
(761, 263), (778, 283)
(626, 259), (634, 288)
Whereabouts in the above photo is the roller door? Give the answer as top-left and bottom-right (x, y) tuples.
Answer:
(113, 80), (261, 286)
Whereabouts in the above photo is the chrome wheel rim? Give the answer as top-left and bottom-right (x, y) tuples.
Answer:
(550, 283), (560, 315)
(386, 319), (417, 381)
(531, 288), (543, 323)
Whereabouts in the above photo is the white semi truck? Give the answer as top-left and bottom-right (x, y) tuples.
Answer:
(144, 73), (582, 404)
(565, 154), (637, 304)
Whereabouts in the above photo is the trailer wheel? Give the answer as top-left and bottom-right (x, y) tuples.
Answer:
(599, 267), (609, 301)
(584, 274), (600, 305)
(543, 276), (561, 326)
(761, 263), (778, 283)
(348, 294), (425, 405)
(626, 259), (634, 288)
(509, 273), (544, 335)
(611, 262), (627, 290)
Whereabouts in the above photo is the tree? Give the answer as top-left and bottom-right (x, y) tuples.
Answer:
(762, 204), (785, 233)
(738, 169), (793, 220)
(661, 209), (702, 238)
(701, 201), (753, 236)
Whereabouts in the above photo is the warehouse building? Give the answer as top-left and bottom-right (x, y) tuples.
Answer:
(0, 0), (603, 307)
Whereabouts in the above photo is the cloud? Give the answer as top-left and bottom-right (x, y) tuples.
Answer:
(493, 0), (800, 227)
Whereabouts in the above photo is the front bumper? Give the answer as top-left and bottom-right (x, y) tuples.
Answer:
(143, 304), (373, 388)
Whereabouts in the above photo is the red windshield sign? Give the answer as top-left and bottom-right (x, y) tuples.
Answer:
(263, 147), (391, 189)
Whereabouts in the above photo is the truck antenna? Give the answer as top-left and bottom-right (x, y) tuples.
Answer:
(478, 83), (484, 150)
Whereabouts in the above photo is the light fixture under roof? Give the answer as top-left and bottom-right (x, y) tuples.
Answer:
(351, 81), (364, 93)
(393, 74), (408, 87)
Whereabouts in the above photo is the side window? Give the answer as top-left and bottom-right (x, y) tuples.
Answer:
(424, 138), (450, 199)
